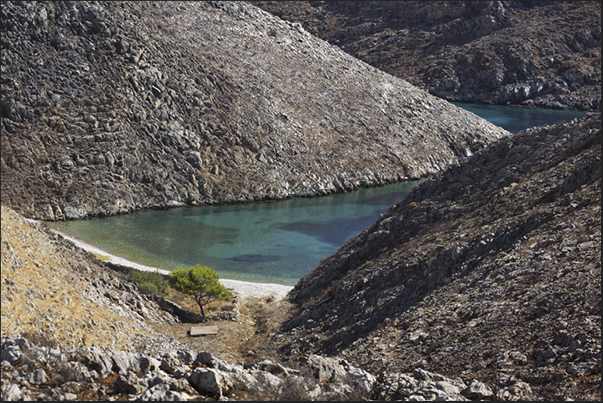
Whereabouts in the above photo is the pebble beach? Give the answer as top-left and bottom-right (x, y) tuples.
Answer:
(51, 230), (294, 302)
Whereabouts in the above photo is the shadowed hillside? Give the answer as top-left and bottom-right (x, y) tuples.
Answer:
(275, 114), (601, 400)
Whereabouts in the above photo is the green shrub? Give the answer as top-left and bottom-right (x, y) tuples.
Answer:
(169, 264), (231, 317)
(129, 269), (169, 296)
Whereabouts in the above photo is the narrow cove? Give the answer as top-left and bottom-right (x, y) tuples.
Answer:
(50, 104), (591, 285)
(50, 180), (422, 285)
(452, 102), (589, 134)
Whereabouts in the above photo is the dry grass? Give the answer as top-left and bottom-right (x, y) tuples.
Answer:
(1, 205), (144, 350)
(93, 252), (111, 261)
(146, 291), (297, 366)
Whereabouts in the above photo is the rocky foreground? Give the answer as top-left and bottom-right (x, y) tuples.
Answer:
(274, 114), (601, 401)
(253, 1), (601, 110)
(1, 0), (508, 221)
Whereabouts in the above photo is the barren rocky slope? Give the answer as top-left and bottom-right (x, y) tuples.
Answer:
(0, 205), (184, 353)
(253, 1), (601, 110)
(2, 115), (599, 401)
(0, 204), (380, 401)
(274, 114), (601, 401)
(1, 0), (508, 221)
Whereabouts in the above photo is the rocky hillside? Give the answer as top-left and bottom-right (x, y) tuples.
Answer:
(0, 205), (181, 352)
(274, 114), (601, 400)
(2, 115), (599, 401)
(1, 1), (509, 221)
(0, 203), (381, 401)
(253, 1), (601, 110)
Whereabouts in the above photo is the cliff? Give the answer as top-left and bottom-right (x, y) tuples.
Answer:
(1, 1), (508, 221)
(253, 1), (601, 110)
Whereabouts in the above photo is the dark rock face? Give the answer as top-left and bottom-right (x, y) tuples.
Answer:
(253, 1), (601, 111)
(276, 114), (601, 401)
(1, 1), (509, 221)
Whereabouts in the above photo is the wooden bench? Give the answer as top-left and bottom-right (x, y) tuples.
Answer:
(188, 325), (219, 337)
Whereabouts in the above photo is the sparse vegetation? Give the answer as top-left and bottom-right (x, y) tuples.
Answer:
(128, 269), (169, 296)
(93, 252), (111, 261)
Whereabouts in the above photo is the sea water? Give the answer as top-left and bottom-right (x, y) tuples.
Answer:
(453, 102), (589, 134)
(51, 180), (421, 285)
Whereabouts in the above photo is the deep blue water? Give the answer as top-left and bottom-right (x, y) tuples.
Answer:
(50, 104), (591, 285)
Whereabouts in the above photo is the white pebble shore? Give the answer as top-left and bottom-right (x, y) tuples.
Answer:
(52, 230), (294, 302)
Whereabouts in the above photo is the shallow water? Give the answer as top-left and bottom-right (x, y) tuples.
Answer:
(51, 180), (422, 285)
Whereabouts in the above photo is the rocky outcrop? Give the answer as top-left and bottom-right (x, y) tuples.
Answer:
(3, 331), (532, 402)
(1, 334), (381, 401)
(274, 114), (601, 401)
(0, 1), (509, 221)
(0, 330), (539, 401)
(253, 1), (601, 110)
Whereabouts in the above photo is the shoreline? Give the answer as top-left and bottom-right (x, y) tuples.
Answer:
(48, 228), (294, 302)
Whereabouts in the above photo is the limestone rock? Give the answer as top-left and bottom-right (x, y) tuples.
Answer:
(254, 1), (601, 111)
(1, 1), (509, 220)
(189, 367), (231, 398)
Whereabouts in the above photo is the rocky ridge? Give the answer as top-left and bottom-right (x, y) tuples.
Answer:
(1, 1), (508, 221)
(253, 0), (601, 110)
(274, 114), (601, 401)
(1, 334), (379, 401)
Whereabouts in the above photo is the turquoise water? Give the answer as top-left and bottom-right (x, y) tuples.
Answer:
(453, 102), (589, 134)
(51, 180), (422, 285)
(51, 104), (591, 285)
